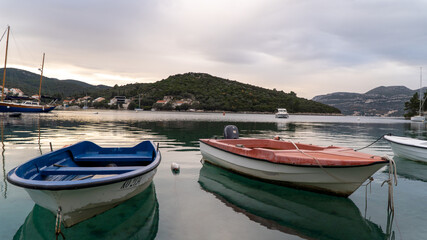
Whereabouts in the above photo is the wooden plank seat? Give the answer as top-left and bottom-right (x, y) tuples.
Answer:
(73, 152), (153, 163)
(40, 166), (141, 175)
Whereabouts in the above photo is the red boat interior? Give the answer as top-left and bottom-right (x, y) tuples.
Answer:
(200, 138), (388, 166)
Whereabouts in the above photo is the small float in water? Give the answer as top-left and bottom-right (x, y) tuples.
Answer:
(199, 125), (389, 197)
(7, 140), (161, 227)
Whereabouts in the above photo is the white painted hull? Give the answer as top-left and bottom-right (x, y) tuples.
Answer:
(275, 113), (289, 118)
(25, 169), (156, 227)
(411, 115), (425, 122)
(384, 135), (427, 163)
(200, 142), (386, 197)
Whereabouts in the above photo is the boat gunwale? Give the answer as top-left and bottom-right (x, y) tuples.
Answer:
(199, 139), (388, 168)
(384, 135), (427, 150)
(7, 141), (161, 191)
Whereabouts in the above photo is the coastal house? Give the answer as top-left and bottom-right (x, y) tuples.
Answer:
(10, 88), (24, 96)
(172, 98), (192, 108)
(93, 97), (105, 103)
(155, 100), (167, 105)
(63, 99), (75, 105)
(76, 96), (91, 104)
(0, 87), (8, 94)
(109, 96), (129, 106)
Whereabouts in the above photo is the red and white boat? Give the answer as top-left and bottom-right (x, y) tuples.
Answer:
(199, 126), (389, 197)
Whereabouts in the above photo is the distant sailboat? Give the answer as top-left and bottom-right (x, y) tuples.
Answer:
(135, 93), (143, 112)
(0, 26), (55, 113)
(411, 67), (425, 122)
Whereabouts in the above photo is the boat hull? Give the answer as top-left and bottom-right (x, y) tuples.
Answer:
(25, 169), (156, 227)
(0, 102), (55, 113)
(200, 141), (386, 197)
(7, 140), (161, 227)
(384, 135), (427, 163)
(275, 113), (289, 118)
(14, 183), (159, 239)
(411, 115), (425, 122)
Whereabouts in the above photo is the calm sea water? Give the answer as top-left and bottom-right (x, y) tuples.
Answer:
(1, 110), (426, 240)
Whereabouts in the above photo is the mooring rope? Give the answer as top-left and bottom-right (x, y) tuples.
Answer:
(0, 27), (7, 43)
(288, 139), (345, 182)
(381, 155), (398, 214)
(355, 133), (391, 151)
(55, 207), (65, 240)
(363, 177), (374, 218)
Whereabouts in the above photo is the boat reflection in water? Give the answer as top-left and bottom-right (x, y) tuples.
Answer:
(198, 162), (385, 240)
(14, 183), (158, 240)
(393, 156), (427, 182)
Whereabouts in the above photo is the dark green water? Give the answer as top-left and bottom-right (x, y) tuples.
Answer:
(1, 110), (426, 239)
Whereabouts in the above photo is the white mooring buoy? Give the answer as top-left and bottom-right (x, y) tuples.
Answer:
(171, 162), (180, 174)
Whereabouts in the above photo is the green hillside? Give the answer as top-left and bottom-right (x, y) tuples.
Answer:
(0, 68), (109, 98)
(89, 72), (341, 113)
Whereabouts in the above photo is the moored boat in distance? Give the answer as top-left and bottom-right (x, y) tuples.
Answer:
(0, 101), (55, 113)
(199, 125), (389, 197)
(0, 27), (56, 113)
(411, 67), (425, 122)
(411, 115), (425, 122)
(275, 108), (289, 118)
(384, 134), (427, 163)
(7, 140), (161, 227)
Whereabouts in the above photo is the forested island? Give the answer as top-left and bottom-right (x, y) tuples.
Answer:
(88, 73), (341, 114)
(1, 69), (340, 114)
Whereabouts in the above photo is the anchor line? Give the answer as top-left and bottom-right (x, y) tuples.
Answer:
(381, 156), (398, 214)
(363, 177), (374, 218)
(55, 207), (65, 240)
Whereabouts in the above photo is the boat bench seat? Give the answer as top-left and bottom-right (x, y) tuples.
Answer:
(40, 166), (141, 175)
(73, 152), (153, 163)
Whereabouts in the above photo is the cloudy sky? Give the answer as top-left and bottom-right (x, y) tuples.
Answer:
(1, 0), (426, 99)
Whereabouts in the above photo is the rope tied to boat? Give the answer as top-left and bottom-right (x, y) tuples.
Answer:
(381, 155), (398, 215)
(354, 133), (391, 151)
(55, 207), (65, 240)
(288, 140), (345, 182)
(363, 177), (374, 217)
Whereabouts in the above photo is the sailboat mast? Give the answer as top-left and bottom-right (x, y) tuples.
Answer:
(420, 67), (423, 116)
(38, 53), (45, 104)
(1, 26), (10, 102)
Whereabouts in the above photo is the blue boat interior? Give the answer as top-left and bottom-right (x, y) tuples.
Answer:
(14, 141), (158, 182)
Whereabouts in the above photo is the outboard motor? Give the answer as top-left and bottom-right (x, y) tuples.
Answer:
(224, 125), (239, 139)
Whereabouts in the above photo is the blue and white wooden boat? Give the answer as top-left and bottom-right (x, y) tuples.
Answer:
(0, 27), (56, 114)
(7, 140), (161, 227)
(0, 101), (55, 113)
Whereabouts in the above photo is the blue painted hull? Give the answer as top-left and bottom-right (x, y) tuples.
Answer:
(7, 140), (161, 189)
(0, 102), (55, 113)
(7, 140), (161, 227)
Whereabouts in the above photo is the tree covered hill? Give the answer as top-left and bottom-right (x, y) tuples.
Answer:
(90, 72), (341, 113)
(0, 68), (109, 98)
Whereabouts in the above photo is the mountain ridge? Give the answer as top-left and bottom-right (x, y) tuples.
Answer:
(312, 86), (423, 116)
(0, 68), (110, 98)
